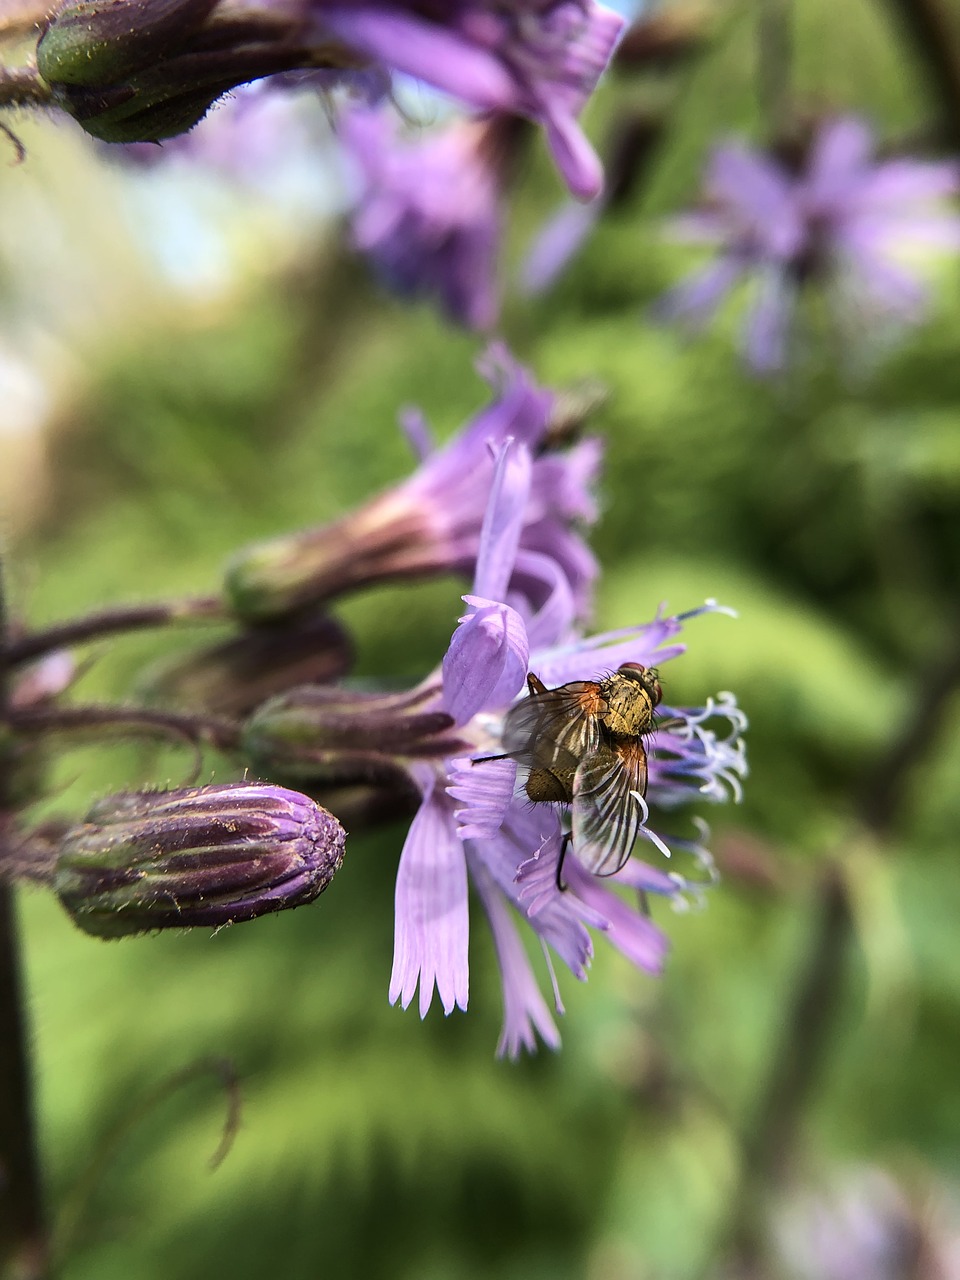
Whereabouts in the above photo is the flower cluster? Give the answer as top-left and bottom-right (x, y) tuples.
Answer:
(33, 0), (624, 197)
(230, 345), (746, 1055)
(659, 117), (960, 373)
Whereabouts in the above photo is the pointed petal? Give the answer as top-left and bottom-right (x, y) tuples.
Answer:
(389, 781), (469, 1017)
(468, 853), (561, 1058)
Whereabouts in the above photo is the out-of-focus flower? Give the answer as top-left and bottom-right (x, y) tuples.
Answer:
(53, 783), (346, 937)
(341, 107), (521, 329)
(314, 0), (625, 199)
(657, 117), (960, 373)
(774, 1167), (960, 1280)
(389, 437), (746, 1056)
(225, 343), (602, 626)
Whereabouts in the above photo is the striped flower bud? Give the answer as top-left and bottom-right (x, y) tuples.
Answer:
(53, 783), (345, 938)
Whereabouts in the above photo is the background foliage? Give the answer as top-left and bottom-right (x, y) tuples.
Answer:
(2, 0), (960, 1275)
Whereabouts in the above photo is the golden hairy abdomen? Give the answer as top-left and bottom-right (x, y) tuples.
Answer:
(525, 767), (575, 804)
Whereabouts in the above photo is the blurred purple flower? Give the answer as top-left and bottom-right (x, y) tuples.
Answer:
(774, 1167), (960, 1280)
(658, 117), (960, 373)
(521, 197), (603, 294)
(389, 437), (746, 1056)
(314, 1), (625, 198)
(341, 107), (507, 329)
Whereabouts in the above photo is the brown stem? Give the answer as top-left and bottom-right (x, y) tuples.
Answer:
(5, 596), (225, 668)
(7, 704), (243, 755)
(0, 560), (50, 1280)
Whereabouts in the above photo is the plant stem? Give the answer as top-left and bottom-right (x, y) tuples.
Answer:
(758, 0), (793, 138)
(5, 596), (225, 668)
(713, 624), (960, 1276)
(0, 70), (52, 111)
(0, 559), (49, 1280)
(7, 704), (243, 755)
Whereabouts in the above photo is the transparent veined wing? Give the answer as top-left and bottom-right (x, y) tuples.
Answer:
(501, 681), (602, 773)
(571, 738), (648, 876)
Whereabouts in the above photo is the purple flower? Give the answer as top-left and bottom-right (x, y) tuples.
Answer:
(313, 1), (625, 198)
(521, 197), (603, 294)
(658, 117), (960, 372)
(341, 107), (507, 329)
(225, 343), (601, 626)
(773, 1168), (959, 1280)
(389, 438), (746, 1056)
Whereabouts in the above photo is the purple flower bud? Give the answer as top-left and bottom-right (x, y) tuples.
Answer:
(53, 783), (345, 938)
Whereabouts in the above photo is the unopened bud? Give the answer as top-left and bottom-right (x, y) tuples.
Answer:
(53, 782), (345, 938)
(223, 497), (428, 622)
(243, 684), (466, 783)
(140, 611), (355, 716)
(35, 0), (346, 143)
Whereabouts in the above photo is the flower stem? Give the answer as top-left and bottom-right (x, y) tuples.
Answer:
(757, 0), (793, 139)
(0, 559), (50, 1280)
(0, 70), (52, 111)
(5, 596), (225, 668)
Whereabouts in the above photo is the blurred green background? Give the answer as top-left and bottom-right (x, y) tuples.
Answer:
(3, 0), (960, 1275)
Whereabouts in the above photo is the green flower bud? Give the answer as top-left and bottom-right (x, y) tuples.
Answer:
(35, 0), (354, 144)
(37, 0), (217, 89)
(53, 783), (345, 938)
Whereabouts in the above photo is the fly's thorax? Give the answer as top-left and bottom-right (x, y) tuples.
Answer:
(599, 673), (658, 737)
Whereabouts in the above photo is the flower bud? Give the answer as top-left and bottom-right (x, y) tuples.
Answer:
(53, 783), (345, 938)
(242, 685), (467, 784)
(140, 611), (355, 717)
(35, 0), (339, 143)
(37, 0), (218, 89)
(223, 499), (425, 622)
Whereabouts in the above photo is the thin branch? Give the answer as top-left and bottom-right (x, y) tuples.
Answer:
(0, 69), (52, 111)
(7, 703), (243, 756)
(5, 596), (225, 668)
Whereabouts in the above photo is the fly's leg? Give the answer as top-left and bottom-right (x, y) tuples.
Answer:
(556, 831), (571, 893)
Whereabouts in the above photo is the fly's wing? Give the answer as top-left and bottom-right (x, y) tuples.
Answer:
(500, 682), (602, 774)
(571, 738), (648, 876)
